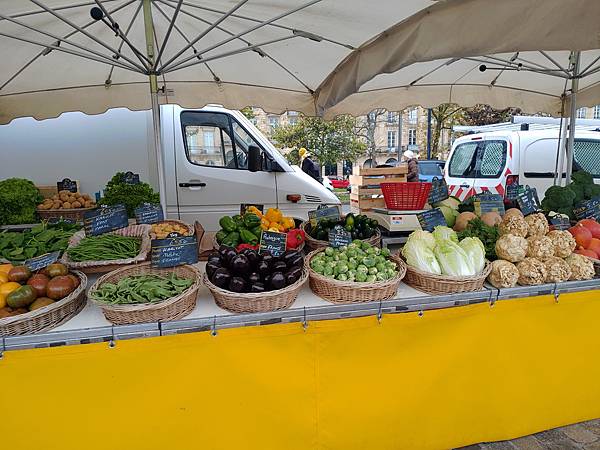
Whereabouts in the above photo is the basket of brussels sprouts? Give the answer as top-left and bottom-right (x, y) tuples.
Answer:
(306, 241), (406, 303)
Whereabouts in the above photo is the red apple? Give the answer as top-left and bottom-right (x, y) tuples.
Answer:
(569, 224), (592, 249)
(578, 219), (600, 239)
(576, 248), (599, 259)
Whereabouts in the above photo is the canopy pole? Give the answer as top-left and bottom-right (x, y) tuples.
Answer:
(556, 116), (568, 186)
(143, 0), (168, 217)
(397, 110), (403, 164)
(565, 51), (581, 183)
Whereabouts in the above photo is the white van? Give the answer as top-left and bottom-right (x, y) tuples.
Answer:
(445, 128), (600, 200)
(0, 105), (339, 230)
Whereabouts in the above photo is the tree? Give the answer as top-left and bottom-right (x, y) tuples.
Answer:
(461, 104), (522, 126)
(354, 109), (387, 167)
(430, 104), (464, 157)
(240, 106), (255, 120)
(271, 115), (366, 167)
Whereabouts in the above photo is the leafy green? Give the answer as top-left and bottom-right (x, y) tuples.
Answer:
(0, 178), (43, 225)
(98, 172), (160, 218)
(401, 239), (442, 274)
(432, 225), (458, 244)
(457, 218), (499, 260)
(0, 222), (77, 263)
(434, 239), (473, 276)
(459, 237), (486, 274)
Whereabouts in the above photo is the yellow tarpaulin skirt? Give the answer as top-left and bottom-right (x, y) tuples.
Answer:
(2, 291), (600, 450)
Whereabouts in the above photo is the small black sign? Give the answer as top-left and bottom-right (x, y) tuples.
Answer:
(328, 226), (352, 248)
(474, 193), (505, 216)
(57, 178), (77, 193)
(83, 205), (129, 236)
(573, 198), (600, 221)
(505, 184), (526, 201)
(151, 235), (198, 268)
(259, 230), (287, 257)
(24, 251), (60, 272)
(549, 215), (571, 231)
(428, 177), (449, 204)
(516, 187), (541, 216)
(134, 203), (164, 225)
(240, 204), (264, 215)
(417, 208), (447, 232)
(308, 205), (341, 227)
(123, 171), (140, 185)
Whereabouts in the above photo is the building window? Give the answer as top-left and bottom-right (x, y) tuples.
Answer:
(408, 129), (417, 146)
(408, 108), (418, 123)
(577, 107), (587, 119)
(594, 105), (600, 119)
(268, 116), (279, 129)
(387, 112), (396, 124)
(288, 116), (298, 125)
(387, 131), (397, 149)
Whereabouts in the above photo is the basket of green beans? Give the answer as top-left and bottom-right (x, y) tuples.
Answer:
(60, 224), (152, 274)
(88, 262), (201, 324)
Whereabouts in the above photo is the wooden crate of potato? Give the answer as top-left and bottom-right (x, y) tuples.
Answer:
(150, 220), (194, 239)
(37, 190), (97, 222)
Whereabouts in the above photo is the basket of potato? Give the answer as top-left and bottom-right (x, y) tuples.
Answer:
(150, 220), (194, 239)
(37, 190), (97, 222)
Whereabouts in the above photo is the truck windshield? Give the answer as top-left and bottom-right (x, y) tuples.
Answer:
(448, 140), (507, 178)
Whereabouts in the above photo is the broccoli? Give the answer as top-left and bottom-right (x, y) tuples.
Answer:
(569, 183), (585, 204)
(571, 170), (594, 186)
(541, 186), (575, 211)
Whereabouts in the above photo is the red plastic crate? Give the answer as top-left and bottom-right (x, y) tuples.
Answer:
(380, 182), (432, 210)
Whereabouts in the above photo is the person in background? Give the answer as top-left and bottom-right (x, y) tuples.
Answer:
(403, 150), (419, 182)
(299, 147), (320, 181)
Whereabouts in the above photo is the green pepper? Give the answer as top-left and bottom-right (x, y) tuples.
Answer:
(243, 213), (261, 228)
(345, 213), (355, 228)
(232, 214), (244, 229)
(219, 216), (237, 233)
(222, 231), (240, 247)
(250, 225), (263, 238)
(215, 230), (228, 244)
(240, 229), (259, 245)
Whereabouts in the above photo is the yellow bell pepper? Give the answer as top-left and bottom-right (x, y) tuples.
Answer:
(246, 206), (263, 218)
(0, 263), (13, 275)
(281, 216), (295, 230)
(268, 226), (280, 232)
(260, 217), (270, 230)
(265, 207), (282, 223)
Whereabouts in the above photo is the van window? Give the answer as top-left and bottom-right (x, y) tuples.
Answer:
(180, 111), (266, 170)
(574, 140), (600, 177)
(449, 140), (506, 178)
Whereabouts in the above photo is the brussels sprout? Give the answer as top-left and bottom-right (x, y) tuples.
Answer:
(368, 267), (378, 275)
(357, 264), (368, 274)
(336, 262), (349, 274)
(346, 249), (357, 258)
(373, 247), (381, 255)
(355, 272), (368, 282)
(337, 273), (348, 281)
(366, 247), (375, 255)
(363, 257), (376, 268)
(352, 239), (362, 246)
(348, 269), (356, 277)
(338, 252), (348, 261)
(376, 262), (386, 272)
(366, 274), (377, 282)
(312, 262), (325, 274)
(381, 247), (391, 257)
(324, 266), (334, 277)
(376, 272), (387, 282)
(347, 260), (357, 271)
(325, 247), (335, 256)
(387, 268), (397, 278)
(347, 273), (355, 282)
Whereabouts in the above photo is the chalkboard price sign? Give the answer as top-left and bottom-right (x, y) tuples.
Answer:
(505, 184), (526, 201)
(47, 217), (76, 225)
(134, 203), (164, 225)
(83, 205), (129, 236)
(123, 171), (140, 185)
(428, 177), (449, 204)
(151, 235), (198, 268)
(259, 230), (287, 257)
(573, 198), (600, 221)
(328, 226), (352, 248)
(417, 208), (447, 232)
(57, 178), (77, 193)
(474, 193), (505, 216)
(240, 204), (264, 215)
(516, 187), (541, 216)
(549, 215), (571, 231)
(24, 251), (61, 272)
(308, 205), (341, 227)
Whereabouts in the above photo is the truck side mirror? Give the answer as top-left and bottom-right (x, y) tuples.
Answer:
(248, 145), (262, 172)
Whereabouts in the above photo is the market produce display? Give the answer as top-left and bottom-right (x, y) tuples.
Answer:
(66, 234), (141, 262)
(206, 245), (304, 293)
(541, 171), (600, 218)
(215, 208), (305, 250)
(99, 172), (160, 218)
(0, 262), (80, 317)
(402, 226), (486, 277)
(37, 190), (96, 210)
(307, 214), (379, 241)
(0, 178), (43, 225)
(89, 273), (194, 305)
(0, 220), (80, 263)
(309, 241), (397, 282)
(151, 221), (191, 239)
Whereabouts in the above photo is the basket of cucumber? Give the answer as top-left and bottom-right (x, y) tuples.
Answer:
(301, 213), (381, 252)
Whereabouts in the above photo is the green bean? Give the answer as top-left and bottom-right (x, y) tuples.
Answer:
(67, 234), (141, 261)
(90, 274), (194, 305)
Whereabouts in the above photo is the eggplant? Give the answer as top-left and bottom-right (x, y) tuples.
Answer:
(244, 249), (259, 266)
(260, 253), (274, 266)
(247, 272), (261, 284)
(250, 282), (265, 293)
(225, 248), (238, 264)
(257, 260), (270, 277)
(285, 267), (302, 285)
(219, 245), (233, 259)
(282, 250), (300, 266)
(231, 254), (250, 274)
(272, 261), (287, 272)
(263, 273), (272, 288)
(228, 277), (247, 293)
(270, 272), (286, 290)
(212, 268), (231, 289)
(208, 253), (221, 265)
(287, 254), (304, 269)
(206, 262), (221, 279)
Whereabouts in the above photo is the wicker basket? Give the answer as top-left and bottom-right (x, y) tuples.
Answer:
(60, 224), (151, 274)
(37, 206), (97, 223)
(401, 257), (492, 295)
(89, 262), (201, 325)
(301, 220), (381, 252)
(212, 233), (305, 252)
(149, 220), (194, 238)
(305, 248), (406, 303)
(0, 271), (87, 336)
(204, 267), (308, 313)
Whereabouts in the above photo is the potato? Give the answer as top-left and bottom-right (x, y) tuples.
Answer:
(62, 202), (72, 209)
(59, 194), (69, 202)
(83, 201), (92, 208)
(52, 194), (59, 201)
(82, 193), (91, 201)
(72, 201), (82, 208)
(52, 201), (62, 209)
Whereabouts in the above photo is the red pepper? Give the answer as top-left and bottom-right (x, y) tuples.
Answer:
(286, 228), (305, 249)
(236, 243), (259, 252)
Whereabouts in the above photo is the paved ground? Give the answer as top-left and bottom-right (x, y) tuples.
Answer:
(456, 419), (600, 450)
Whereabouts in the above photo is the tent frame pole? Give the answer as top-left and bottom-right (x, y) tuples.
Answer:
(143, 0), (168, 217)
(565, 51), (581, 183)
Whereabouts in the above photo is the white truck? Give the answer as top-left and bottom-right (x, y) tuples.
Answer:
(0, 104), (339, 229)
